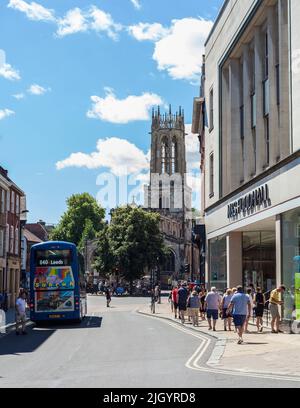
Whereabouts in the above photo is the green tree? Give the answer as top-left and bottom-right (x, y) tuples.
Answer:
(50, 193), (105, 247)
(107, 206), (167, 293)
(92, 225), (115, 279)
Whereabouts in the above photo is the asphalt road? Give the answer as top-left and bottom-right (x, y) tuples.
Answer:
(0, 296), (299, 388)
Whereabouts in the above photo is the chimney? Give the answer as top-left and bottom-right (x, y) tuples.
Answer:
(0, 166), (8, 178)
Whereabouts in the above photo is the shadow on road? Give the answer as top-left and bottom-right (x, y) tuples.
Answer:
(34, 316), (103, 330)
(0, 327), (55, 356)
(0, 316), (102, 356)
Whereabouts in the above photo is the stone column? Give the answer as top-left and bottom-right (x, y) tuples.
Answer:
(268, 6), (280, 165)
(254, 27), (265, 173)
(227, 232), (243, 288)
(275, 215), (282, 287)
(222, 67), (230, 196)
(278, 0), (290, 158)
(228, 59), (243, 191)
(243, 44), (254, 181)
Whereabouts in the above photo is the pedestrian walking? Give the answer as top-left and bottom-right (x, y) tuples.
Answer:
(172, 285), (179, 319)
(15, 290), (27, 335)
(177, 282), (189, 324)
(105, 287), (112, 307)
(244, 288), (254, 333)
(200, 288), (207, 320)
(253, 287), (265, 332)
(168, 291), (173, 313)
(269, 285), (286, 333)
(205, 287), (221, 331)
(227, 286), (251, 344)
(188, 291), (200, 327)
(221, 288), (233, 331)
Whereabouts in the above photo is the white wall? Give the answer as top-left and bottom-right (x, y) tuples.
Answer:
(204, 0), (260, 209)
(290, 0), (300, 152)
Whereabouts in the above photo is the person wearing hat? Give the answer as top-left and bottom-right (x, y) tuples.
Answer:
(188, 290), (201, 326)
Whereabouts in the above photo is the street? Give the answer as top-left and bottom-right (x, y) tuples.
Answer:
(0, 296), (299, 388)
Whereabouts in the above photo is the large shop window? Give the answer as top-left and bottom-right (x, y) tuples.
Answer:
(209, 235), (227, 292)
(243, 231), (275, 293)
(282, 209), (300, 322)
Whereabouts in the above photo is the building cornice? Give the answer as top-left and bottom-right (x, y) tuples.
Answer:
(205, 150), (300, 214)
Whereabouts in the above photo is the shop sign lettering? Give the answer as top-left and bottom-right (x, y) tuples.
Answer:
(227, 184), (271, 219)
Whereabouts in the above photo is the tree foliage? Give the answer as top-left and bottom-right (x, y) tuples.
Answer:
(50, 193), (105, 247)
(92, 225), (114, 279)
(106, 206), (168, 285)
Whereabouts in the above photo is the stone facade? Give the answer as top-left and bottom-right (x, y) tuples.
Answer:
(145, 106), (196, 286)
(194, 0), (300, 307)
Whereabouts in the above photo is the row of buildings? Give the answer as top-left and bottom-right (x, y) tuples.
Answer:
(192, 0), (300, 323)
(0, 165), (53, 308)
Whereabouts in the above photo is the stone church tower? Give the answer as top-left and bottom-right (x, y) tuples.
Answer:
(145, 106), (192, 286)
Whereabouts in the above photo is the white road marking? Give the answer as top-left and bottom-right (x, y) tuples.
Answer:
(138, 311), (300, 383)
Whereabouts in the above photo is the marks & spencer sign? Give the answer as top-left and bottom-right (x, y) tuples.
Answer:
(227, 184), (271, 219)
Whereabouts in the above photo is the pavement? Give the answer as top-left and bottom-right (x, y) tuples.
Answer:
(137, 298), (300, 378)
(1, 296), (300, 387)
(0, 308), (30, 336)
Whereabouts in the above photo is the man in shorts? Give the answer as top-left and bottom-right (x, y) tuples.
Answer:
(205, 287), (221, 331)
(269, 285), (286, 333)
(227, 286), (251, 344)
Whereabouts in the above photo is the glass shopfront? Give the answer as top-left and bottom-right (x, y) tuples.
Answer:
(243, 231), (276, 293)
(282, 208), (300, 322)
(209, 235), (227, 291)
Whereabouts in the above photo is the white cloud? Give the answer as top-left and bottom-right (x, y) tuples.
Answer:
(7, 0), (55, 22)
(27, 84), (50, 95)
(87, 88), (163, 124)
(153, 18), (213, 81)
(0, 62), (21, 81)
(89, 6), (122, 41)
(128, 22), (169, 42)
(56, 8), (88, 37)
(0, 49), (21, 81)
(12, 93), (25, 100)
(130, 0), (141, 10)
(56, 137), (149, 176)
(185, 124), (200, 171)
(0, 109), (15, 120)
(55, 6), (122, 40)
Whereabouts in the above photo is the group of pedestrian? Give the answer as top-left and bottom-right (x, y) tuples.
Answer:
(170, 282), (207, 327)
(169, 283), (286, 345)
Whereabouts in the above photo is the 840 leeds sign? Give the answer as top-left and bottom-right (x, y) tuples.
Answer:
(227, 184), (271, 219)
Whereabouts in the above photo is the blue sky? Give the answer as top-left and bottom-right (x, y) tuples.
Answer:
(0, 0), (223, 223)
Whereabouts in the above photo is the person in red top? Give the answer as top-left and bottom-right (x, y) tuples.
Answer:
(172, 285), (179, 319)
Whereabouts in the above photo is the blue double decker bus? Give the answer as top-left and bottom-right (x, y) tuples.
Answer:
(29, 241), (87, 323)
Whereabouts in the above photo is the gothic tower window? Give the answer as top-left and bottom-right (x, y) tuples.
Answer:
(161, 138), (169, 174)
(171, 138), (177, 174)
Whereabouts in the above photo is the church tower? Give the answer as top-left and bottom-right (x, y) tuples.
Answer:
(150, 105), (187, 177)
(145, 105), (192, 286)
